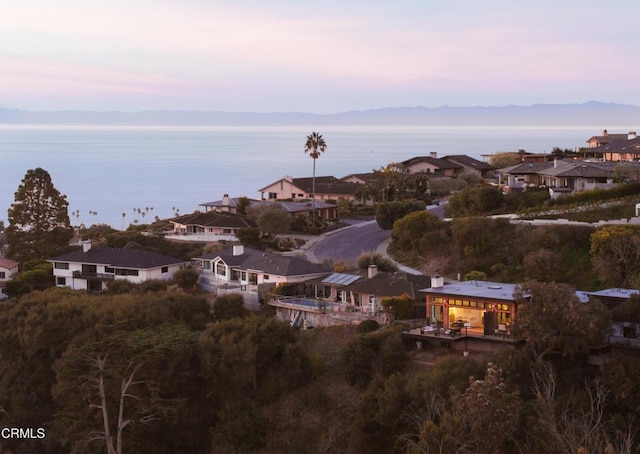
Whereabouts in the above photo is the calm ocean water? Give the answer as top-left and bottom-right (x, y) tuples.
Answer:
(0, 125), (629, 228)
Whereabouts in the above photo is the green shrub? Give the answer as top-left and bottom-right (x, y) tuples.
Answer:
(375, 200), (426, 230)
(357, 320), (380, 333)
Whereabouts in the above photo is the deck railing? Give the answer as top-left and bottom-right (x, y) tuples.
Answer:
(72, 271), (115, 281)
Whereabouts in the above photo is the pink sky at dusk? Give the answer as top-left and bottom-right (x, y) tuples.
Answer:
(1, 0), (639, 113)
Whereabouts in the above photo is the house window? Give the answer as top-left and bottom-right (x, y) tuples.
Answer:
(264, 274), (269, 280)
(268, 192), (277, 199)
(241, 271), (247, 281)
(216, 263), (226, 276)
(54, 262), (69, 270)
(104, 267), (114, 274)
(0, 272), (5, 279)
(115, 268), (139, 276)
(161, 266), (168, 273)
(223, 229), (232, 234)
(56, 277), (66, 286)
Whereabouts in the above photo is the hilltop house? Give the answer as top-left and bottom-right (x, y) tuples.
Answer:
(258, 175), (360, 204)
(0, 258), (19, 299)
(586, 130), (635, 148)
(340, 172), (377, 185)
(166, 211), (256, 242)
(346, 268), (433, 318)
(200, 195), (338, 220)
(497, 162), (554, 190)
(49, 242), (188, 292)
(269, 266), (432, 328)
(497, 160), (629, 195)
(402, 153), (462, 176)
(584, 133), (640, 161)
(441, 155), (496, 179)
(421, 276), (520, 336)
(536, 161), (615, 194)
(191, 245), (331, 305)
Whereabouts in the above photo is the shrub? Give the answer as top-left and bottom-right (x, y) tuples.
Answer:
(357, 320), (380, 333)
(172, 267), (200, 290)
(375, 200), (426, 230)
(214, 293), (247, 320)
(357, 252), (398, 272)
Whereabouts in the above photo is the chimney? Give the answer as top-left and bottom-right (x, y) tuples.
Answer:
(603, 129), (608, 136)
(431, 275), (444, 288)
(233, 244), (244, 256)
(429, 151), (437, 158)
(221, 194), (230, 212)
(554, 157), (557, 168)
(368, 264), (378, 279)
(82, 241), (92, 253)
(629, 131), (637, 140)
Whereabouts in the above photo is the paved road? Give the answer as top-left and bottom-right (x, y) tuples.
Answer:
(311, 203), (447, 265)
(313, 221), (390, 265)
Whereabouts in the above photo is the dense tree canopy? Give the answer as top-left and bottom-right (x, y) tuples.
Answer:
(375, 199), (426, 230)
(6, 168), (74, 263)
(513, 281), (611, 360)
(590, 225), (640, 287)
(246, 203), (291, 235)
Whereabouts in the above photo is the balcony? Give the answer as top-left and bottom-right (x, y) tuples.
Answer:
(72, 271), (115, 281)
(268, 295), (385, 324)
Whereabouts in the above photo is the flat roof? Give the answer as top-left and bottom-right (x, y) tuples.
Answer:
(421, 280), (520, 301)
(588, 288), (639, 300)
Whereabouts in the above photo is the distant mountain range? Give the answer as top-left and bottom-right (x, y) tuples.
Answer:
(0, 101), (638, 126)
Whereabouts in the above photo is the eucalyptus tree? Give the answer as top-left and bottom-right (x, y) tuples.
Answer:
(304, 132), (327, 225)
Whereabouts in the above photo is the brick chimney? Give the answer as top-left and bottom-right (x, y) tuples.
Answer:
(603, 129), (608, 136)
(429, 151), (437, 158)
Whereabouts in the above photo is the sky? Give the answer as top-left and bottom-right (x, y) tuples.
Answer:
(1, 0), (639, 113)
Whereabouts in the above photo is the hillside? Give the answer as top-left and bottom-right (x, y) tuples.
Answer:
(1, 101), (639, 126)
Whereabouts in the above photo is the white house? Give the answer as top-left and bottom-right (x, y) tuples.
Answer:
(258, 175), (360, 203)
(192, 245), (331, 295)
(48, 242), (188, 292)
(166, 211), (256, 242)
(0, 258), (19, 299)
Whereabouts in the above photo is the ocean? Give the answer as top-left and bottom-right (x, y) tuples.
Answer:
(0, 124), (628, 228)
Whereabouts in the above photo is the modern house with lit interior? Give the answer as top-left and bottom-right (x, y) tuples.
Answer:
(421, 276), (520, 336)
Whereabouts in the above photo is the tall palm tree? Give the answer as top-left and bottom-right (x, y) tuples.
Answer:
(304, 132), (327, 225)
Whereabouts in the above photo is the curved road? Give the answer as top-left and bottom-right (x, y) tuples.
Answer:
(312, 203), (447, 265)
(313, 221), (390, 265)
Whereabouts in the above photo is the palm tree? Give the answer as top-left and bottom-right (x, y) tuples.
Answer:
(304, 132), (327, 225)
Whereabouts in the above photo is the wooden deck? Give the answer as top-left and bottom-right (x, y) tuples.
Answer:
(401, 323), (519, 350)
